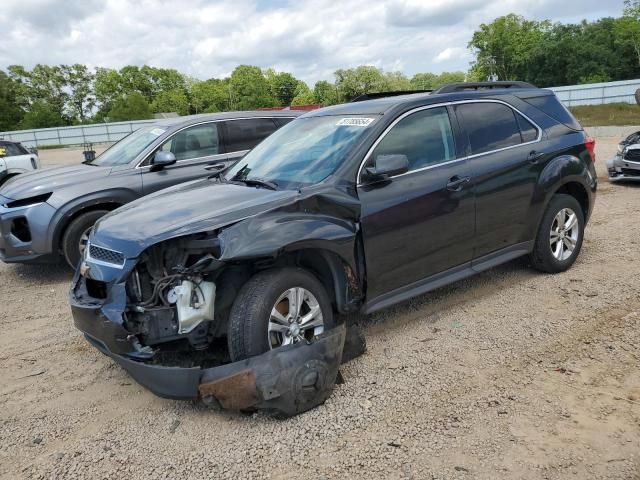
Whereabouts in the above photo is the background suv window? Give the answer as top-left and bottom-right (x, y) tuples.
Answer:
(372, 107), (455, 172)
(161, 123), (220, 161)
(223, 118), (278, 152)
(0, 142), (23, 157)
(456, 102), (526, 155)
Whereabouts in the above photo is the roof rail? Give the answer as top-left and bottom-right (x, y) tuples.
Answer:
(432, 81), (536, 94)
(351, 90), (432, 102)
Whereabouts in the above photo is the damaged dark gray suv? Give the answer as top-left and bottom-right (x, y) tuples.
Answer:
(71, 82), (597, 416)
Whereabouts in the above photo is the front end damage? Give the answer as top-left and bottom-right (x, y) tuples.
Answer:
(70, 187), (366, 416)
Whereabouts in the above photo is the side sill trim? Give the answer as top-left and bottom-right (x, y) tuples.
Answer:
(362, 241), (534, 315)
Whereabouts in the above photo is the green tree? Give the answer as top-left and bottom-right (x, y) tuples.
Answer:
(334, 66), (386, 101)
(265, 69), (299, 106)
(410, 71), (466, 90)
(468, 14), (548, 81)
(615, 0), (640, 67)
(61, 64), (95, 122)
(381, 71), (411, 91)
(313, 80), (338, 105)
(8, 64), (69, 122)
(291, 90), (316, 105)
(229, 65), (274, 110)
(151, 89), (189, 115)
(19, 100), (66, 129)
(107, 92), (152, 121)
(190, 78), (230, 113)
(0, 70), (24, 131)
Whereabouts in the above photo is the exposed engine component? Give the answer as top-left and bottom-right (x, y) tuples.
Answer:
(123, 238), (224, 352)
(169, 280), (216, 334)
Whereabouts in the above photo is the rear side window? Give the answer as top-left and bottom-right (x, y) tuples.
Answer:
(0, 142), (24, 157)
(456, 103), (522, 155)
(372, 106), (455, 172)
(274, 117), (295, 128)
(223, 118), (279, 152)
(522, 94), (582, 130)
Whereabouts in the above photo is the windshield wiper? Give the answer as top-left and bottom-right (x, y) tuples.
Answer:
(233, 177), (278, 190)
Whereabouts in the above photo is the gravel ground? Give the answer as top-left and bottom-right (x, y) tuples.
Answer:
(1, 138), (639, 480)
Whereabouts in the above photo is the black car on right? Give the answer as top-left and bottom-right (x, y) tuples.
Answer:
(71, 81), (597, 416)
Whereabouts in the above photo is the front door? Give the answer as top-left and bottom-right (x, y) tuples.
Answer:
(141, 122), (235, 194)
(358, 106), (476, 300)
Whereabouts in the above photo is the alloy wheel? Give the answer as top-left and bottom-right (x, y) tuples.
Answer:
(268, 287), (324, 348)
(549, 207), (579, 261)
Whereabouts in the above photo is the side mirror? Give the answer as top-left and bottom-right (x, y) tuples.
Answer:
(151, 151), (177, 170)
(364, 154), (409, 181)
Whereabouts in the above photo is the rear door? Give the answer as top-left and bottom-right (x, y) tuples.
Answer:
(453, 101), (543, 259)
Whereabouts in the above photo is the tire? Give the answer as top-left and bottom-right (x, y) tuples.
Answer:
(227, 268), (335, 361)
(0, 174), (18, 188)
(61, 210), (109, 269)
(530, 194), (584, 273)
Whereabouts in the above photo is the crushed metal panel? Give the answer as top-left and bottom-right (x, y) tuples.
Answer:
(199, 369), (259, 410)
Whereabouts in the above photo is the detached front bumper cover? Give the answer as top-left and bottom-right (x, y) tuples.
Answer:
(75, 296), (365, 417)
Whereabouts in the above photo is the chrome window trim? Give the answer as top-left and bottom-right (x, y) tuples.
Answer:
(356, 99), (543, 186)
(135, 116), (295, 169)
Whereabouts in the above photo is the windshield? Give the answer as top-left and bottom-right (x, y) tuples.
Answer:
(224, 115), (376, 188)
(88, 126), (167, 166)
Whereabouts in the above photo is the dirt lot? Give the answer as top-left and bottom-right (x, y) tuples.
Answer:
(1, 138), (639, 480)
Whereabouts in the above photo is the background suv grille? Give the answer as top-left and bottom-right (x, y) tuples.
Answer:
(89, 244), (125, 266)
(623, 149), (640, 162)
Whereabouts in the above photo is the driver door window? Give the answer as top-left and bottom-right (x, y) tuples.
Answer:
(370, 107), (455, 174)
(160, 123), (220, 161)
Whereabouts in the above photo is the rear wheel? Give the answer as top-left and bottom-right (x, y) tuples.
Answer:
(227, 268), (334, 361)
(61, 210), (109, 269)
(530, 194), (584, 273)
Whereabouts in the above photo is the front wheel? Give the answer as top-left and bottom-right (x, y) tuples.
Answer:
(227, 268), (334, 361)
(530, 194), (585, 273)
(61, 210), (109, 269)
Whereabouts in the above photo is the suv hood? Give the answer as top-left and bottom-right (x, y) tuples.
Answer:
(0, 164), (110, 200)
(92, 180), (299, 257)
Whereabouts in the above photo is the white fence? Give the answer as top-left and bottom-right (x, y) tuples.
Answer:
(549, 79), (640, 107)
(0, 119), (157, 148)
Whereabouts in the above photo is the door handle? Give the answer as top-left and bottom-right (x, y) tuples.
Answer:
(528, 150), (545, 164)
(446, 175), (471, 191)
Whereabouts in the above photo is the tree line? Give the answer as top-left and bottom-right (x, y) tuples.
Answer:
(1, 2), (639, 132)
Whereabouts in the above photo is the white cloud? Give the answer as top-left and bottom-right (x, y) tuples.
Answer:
(433, 47), (468, 64)
(0, 0), (622, 85)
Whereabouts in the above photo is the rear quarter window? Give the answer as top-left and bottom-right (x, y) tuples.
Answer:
(521, 94), (582, 131)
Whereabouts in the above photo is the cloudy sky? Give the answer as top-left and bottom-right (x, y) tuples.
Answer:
(0, 0), (624, 84)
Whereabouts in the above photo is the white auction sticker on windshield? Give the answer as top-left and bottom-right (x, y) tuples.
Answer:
(150, 128), (165, 136)
(336, 117), (375, 127)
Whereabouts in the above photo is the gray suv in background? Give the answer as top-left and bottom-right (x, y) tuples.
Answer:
(0, 111), (299, 267)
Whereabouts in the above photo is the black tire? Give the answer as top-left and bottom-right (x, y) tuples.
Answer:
(0, 174), (18, 188)
(61, 210), (109, 269)
(530, 194), (584, 273)
(227, 268), (335, 361)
